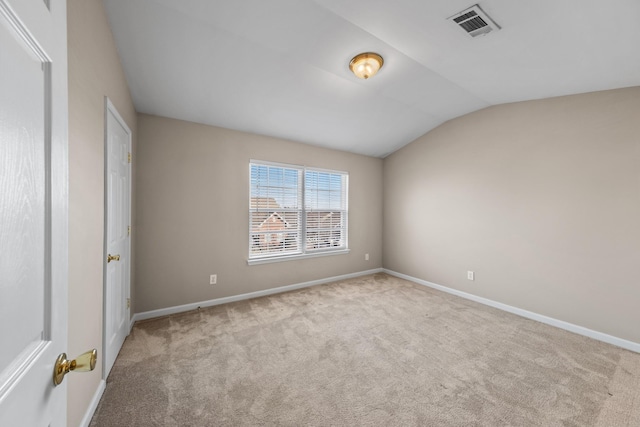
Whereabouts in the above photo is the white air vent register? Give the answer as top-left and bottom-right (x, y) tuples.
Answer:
(449, 4), (500, 37)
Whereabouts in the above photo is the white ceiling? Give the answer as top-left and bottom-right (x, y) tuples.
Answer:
(103, 0), (640, 157)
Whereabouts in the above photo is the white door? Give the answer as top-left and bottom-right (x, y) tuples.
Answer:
(104, 98), (131, 378)
(0, 0), (68, 426)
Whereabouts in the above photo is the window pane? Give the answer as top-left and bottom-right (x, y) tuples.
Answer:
(305, 170), (347, 251)
(250, 163), (302, 258)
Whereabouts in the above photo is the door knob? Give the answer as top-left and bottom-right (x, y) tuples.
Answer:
(107, 254), (120, 263)
(53, 349), (97, 386)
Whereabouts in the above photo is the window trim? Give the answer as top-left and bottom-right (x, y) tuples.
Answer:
(246, 248), (350, 265)
(248, 160), (349, 264)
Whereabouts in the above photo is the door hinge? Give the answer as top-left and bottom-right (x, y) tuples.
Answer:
(128, 152), (132, 163)
(127, 298), (130, 309)
(128, 225), (131, 236)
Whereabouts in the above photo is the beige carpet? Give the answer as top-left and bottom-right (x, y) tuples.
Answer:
(90, 273), (640, 426)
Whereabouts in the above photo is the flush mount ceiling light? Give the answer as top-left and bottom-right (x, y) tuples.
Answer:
(349, 52), (384, 80)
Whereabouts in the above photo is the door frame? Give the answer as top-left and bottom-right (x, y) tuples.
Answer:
(102, 97), (132, 379)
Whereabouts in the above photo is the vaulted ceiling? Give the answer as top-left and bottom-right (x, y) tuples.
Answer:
(104, 0), (640, 157)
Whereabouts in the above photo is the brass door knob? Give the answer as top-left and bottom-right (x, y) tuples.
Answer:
(53, 349), (97, 386)
(107, 254), (120, 263)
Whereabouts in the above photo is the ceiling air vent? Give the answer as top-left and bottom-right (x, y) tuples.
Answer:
(449, 4), (500, 37)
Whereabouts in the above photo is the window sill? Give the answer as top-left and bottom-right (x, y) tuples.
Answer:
(247, 249), (350, 266)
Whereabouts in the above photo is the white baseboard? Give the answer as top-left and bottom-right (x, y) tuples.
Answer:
(79, 379), (106, 427)
(132, 268), (384, 324)
(383, 269), (640, 354)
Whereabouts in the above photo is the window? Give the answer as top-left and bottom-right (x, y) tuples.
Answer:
(249, 160), (348, 263)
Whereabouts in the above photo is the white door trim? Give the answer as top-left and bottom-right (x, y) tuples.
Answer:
(102, 97), (132, 380)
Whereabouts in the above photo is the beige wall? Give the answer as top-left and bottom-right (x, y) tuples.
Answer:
(67, 0), (137, 425)
(135, 114), (383, 313)
(383, 87), (640, 343)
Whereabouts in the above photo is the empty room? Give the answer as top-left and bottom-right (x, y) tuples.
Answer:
(1, 0), (639, 426)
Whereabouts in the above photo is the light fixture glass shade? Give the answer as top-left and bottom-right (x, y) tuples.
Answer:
(349, 52), (384, 79)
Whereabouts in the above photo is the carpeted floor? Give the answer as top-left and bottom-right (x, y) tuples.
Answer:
(90, 273), (640, 426)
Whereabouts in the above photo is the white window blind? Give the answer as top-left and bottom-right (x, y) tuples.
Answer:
(249, 163), (303, 258)
(304, 170), (348, 252)
(249, 161), (348, 261)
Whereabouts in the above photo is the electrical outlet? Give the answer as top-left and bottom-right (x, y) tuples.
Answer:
(210, 274), (217, 285)
(365, 253), (369, 261)
(467, 271), (474, 281)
